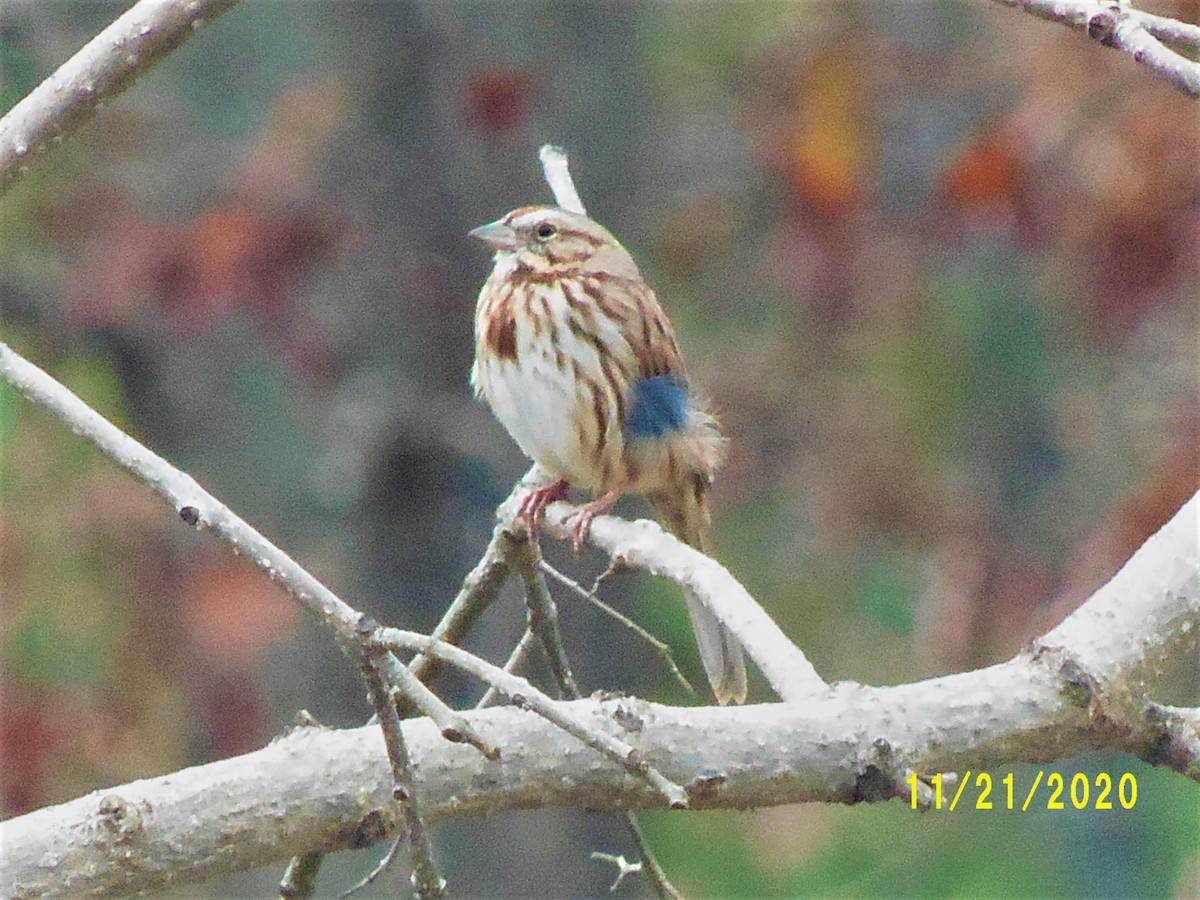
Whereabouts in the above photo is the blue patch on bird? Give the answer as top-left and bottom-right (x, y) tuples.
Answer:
(625, 374), (688, 440)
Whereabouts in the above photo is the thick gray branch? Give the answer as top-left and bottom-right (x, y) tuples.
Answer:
(0, 0), (241, 196)
(3, 491), (1195, 898)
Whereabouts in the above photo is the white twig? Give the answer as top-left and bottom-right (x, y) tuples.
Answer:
(337, 838), (406, 899)
(539, 144), (588, 215)
(387, 656), (499, 759)
(371, 627), (690, 809)
(540, 559), (697, 696)
(475, 629), (539, 710)
(0, 0), (241, 196)
(528, 494), (827, 702)
(0, 342), (365, 646)
(1131, 9), (1200, 48)
(993, 0), (1200, 97)
(591, 853), (643, 893)
(359, 658), (445, 899)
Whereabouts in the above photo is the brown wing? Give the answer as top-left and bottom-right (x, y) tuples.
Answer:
(573, 273), (686, 381)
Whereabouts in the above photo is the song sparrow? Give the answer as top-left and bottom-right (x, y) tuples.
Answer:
(470, 205), (747, 704)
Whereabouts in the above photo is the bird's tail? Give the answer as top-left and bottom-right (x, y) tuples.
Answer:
(649, 479), (748, 705)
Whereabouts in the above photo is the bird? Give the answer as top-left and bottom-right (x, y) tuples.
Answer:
(469, 204), (747, 704)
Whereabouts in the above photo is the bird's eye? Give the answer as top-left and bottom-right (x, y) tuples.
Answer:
(535, 222), (557, 240)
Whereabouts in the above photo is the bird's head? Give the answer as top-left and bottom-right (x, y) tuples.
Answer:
(469, 206), (640, 280)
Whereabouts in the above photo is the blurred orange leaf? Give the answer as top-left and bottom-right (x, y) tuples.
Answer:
(787, 49), (867, 217)
(937, 124), (1024, 212)
(182, 556), (298, 673)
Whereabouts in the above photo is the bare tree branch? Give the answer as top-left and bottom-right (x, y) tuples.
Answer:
(370, 628), (691, 809)
(0, 342), (370, 647)
(509, 514), (685, 899)
(1130, 8), (1200, 48)
(993, 0), (1200, 96)
(2, 486), (1194, 896)
(533, 493), (828, 701)
(0, 0), (241, 196)
(360, 652), (445, 899)
(540, 558), (697, 696)
(0, 338), (702, 881)
(539, 144), (587, 214)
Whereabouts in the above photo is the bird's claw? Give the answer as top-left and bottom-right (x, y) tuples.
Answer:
(517, 478), (570, 543)
(569, 512), (595, 555)
(564, 490), (620, 555)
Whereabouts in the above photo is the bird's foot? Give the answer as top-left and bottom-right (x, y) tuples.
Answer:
(567, 490), (620, 554)
(518, 478), (570, 543)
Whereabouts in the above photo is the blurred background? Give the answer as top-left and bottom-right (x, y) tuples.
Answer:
(2, 1), (1198, 896)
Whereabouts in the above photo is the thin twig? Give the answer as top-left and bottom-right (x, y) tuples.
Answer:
(3, 491), (1197, 895)
(619, 816), (685, 900)
(361, 650), (445, 899)
(491, 456), (827, 702)
(337, 838), (408, 899)
(539, 144), (587, 214)
(992, 0), (1200, 97)
(279, 851), (323, 900)
(530, 496), (827, 702)
(389, 655), (499, 759)
(0, 343), (369, 648)
(514, 526), (687, 898)
(402, 521), (515, 700)
(475, 628), (539, 710)
(0, 0), (242, 196)
(0, 341), (459, 894)
(591, 853), (643, 893)
(371, 627), (690, 809)
(1131, 8), (1200, 48)
(1107, 7), (1200, 96)
(511, 538), (581, 699)
(540, 560), (697, 697)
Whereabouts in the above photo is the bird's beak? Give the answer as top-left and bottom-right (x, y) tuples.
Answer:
(468, 220), (521, 251)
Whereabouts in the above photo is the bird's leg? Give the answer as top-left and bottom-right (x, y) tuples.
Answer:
(567, 490), (621, 554)
(518, 478), (570, 543)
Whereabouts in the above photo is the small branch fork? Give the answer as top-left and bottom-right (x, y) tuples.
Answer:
(992, 0), (1200, 97)
(2, 336), (721, 892)
(508, 510), (686, 899)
